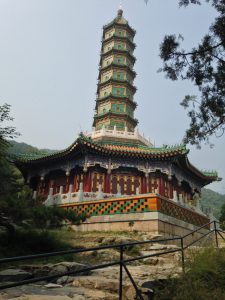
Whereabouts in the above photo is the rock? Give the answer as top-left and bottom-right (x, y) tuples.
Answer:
(147, 244), (168, 251)
(56, 276), (69, 285)
(22, 261), (91, 282)
(143, 257), (159, 265)
(0, 269), (32, 282)
(100, 236), (138, 246)
(72, 276), (120, 294)
(142, 234), (164, 241)
(93, 236), (104, 243)
(22, 264), (51, 278)
(100, 237), (116, 245)
(44, 283), (63, 288)
(58, 262), (91, 275)
(0, 226), (8, 235)
(49, 264), (68, 278)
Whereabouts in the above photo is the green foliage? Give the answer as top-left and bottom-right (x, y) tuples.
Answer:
(201, 188), (225, 219)
(8, 140), (57, 157)
(0, 104), (22, 197)
(0, 229), (72, 258)
(155, 247), (225, 300)
(0, 188), (85, 229)
(159, 0), (225, 147)
(0, 103), (19, 149)
(219, 203), (225, 229)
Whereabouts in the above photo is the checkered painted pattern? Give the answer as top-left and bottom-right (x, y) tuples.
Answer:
(61, 195), (209, 227)
(70, 197), (156, 217)
(159, 198), (209, 227)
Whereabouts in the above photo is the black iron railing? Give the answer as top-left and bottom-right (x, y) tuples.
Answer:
(0, 220), (225, 300)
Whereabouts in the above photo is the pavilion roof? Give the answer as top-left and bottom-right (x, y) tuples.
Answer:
(14, 133), (220, 184)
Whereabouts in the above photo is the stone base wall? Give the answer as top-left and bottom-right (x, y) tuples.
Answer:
(72, 211), (210, 246)
(61, 194), (210, 245)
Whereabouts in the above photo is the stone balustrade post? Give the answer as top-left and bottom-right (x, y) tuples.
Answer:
(77, 182), (84, 201)
(97, 184), (103, 199)
(173, 190), (178, 203)
(136, 187), (140, 195)
(178, 194), (183, 205)
(32, 190), (37, 200)
(117, 184), (121, 197)
(59, 186), (63, 194)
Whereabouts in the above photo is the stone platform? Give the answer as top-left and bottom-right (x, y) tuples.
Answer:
(60, 194), (210, 239)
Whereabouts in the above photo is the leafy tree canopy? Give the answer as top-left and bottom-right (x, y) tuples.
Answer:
(0, 104), (21, 196)
(0, 103), (19, 151)
(159, 0), (225, 147)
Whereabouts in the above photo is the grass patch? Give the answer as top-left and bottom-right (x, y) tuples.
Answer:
(155, 247), (225, 300)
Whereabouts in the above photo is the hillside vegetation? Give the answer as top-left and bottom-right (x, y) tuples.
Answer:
(8, 140), (57, 157)
(201, 188), (225, 219)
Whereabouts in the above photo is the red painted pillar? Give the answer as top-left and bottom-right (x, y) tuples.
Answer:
(84, 170), (92, 192)
(146, 174), (149, 193)
(141, 175), (147, 194)
(104, 172), (111, 193)
(159, 177), (165, 196)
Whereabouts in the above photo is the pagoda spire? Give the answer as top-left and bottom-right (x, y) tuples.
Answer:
(93, 10), (138, 133)
(118, 2), (123, 17)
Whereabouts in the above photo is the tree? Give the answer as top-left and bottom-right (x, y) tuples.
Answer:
(0, 103), (21, 197)
(0, 104), (19, 151)
(159, 0), (225, 147)
(219, 202), (225, 229)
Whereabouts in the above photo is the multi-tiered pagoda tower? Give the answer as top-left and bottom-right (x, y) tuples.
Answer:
(94, 8), (137, 132)
(90, 8), (152, 147)
(16, 9), (220, 235)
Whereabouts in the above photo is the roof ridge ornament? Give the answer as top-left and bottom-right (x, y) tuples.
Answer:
(118, 1), (123, 17)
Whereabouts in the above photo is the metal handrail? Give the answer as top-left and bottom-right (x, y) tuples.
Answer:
(0, 220), (224, 300)
(0, 236), (181, 264)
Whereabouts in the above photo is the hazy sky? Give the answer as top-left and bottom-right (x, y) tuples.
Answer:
(0, 0), (224, 194)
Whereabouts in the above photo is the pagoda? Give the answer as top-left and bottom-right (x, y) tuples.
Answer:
(16, 9), (220, 235)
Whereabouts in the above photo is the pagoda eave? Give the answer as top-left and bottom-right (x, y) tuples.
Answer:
(93, 112), (138, 127)
(99, 63), (136, 78)
(94, 95), (137, 110)
(100, 48), (136, 64)
(102, 35), (136, 50)
(97, 78), (137, 93)
(103, 22), (136, 36)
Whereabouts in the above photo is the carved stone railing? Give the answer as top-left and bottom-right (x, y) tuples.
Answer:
(85, 127), (153, 147)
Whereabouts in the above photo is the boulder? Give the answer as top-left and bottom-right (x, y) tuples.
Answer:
(72, 276), (120, 294)
(0, 225), (8, 236)
(44, 283), (63, 288)
(0, 269), (32, 282)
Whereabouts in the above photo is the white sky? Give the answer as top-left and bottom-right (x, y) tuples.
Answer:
(0, 0), (224, 194)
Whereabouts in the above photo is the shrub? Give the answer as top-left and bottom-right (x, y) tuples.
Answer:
(155, 247), (225, 300)
(0, 229), (72, 259)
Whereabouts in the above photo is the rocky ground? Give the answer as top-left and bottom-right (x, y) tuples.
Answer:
(0, 231), (182, 300)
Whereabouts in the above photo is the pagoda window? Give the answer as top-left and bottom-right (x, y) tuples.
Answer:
(112, 87), (125, 96)
(114, 56), (124, 65)
(114, 71), (124, 80)
(111, 121), (125, 129)
(112, 104), (124, 113)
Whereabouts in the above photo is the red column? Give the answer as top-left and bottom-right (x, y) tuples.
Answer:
(159, 177), (165, 196)
(146, 175), (149, 193)
(141, 175), (147, 194)
(84, 170), (92, 192)
(104, 172), (111, 193)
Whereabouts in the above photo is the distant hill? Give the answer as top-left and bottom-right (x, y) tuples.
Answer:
(201, 188), (225, 219)
(7, 140), (57, 157)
